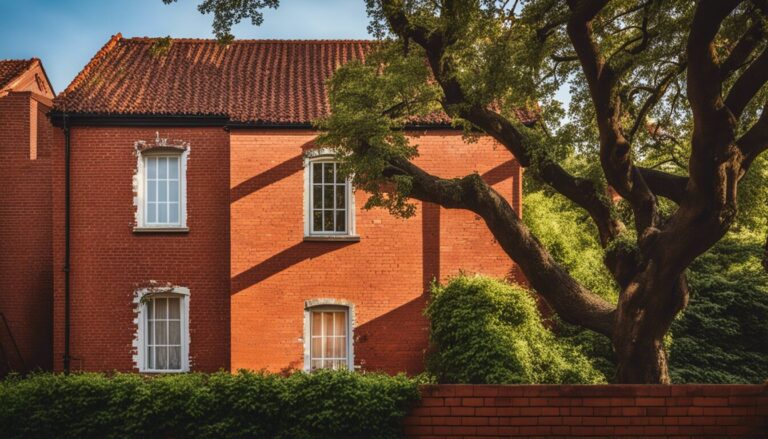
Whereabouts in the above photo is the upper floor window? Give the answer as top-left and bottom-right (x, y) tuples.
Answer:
(136, 289), (190, 373)
(305, 157), (355, 237)
(136, 150), (187, 231)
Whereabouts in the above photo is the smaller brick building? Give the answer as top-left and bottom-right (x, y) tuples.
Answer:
(0, 58), (55, 372)
(2, 35), (524, 375)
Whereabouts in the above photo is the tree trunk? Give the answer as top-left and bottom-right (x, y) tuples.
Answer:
(613, 269), (688, 383)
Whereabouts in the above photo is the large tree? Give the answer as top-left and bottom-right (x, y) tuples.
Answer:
(175, 0), (768, 383)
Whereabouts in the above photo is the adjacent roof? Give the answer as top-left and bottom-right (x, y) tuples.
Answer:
(0, 59), (37, 89)
(55, 34), (384, 125)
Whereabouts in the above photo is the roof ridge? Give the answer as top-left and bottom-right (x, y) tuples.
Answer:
(61, 33), (123, 97)
(124, 37), (377, 44)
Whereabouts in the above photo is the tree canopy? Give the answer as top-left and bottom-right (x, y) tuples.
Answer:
(176, 0), (768, 383)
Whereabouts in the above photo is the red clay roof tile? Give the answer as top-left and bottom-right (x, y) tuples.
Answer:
(0, 59), (37, 90)
(55, 35), (537, 126)
(55, 35), (382, 124)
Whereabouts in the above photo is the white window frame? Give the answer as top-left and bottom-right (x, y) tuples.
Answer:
(135, 149), (188, 230)
(304, 153), (355, 237)
(136, 288), (190, 373)
(303, 301), (354, 371)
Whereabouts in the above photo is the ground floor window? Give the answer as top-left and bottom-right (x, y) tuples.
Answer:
(308, 306), (351, 370)
(137, 290), (189, 372)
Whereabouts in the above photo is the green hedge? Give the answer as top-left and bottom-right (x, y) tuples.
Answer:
(425, 274), (606, 384)
(0, 370), (419, 439)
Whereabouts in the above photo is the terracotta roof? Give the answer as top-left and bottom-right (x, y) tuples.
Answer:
(0, 59), (37, 90)
(55, 34), (537, 126)
(55, 34), (381, 124)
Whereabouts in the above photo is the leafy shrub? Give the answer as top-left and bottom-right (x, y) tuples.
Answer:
(0, 370), (419, 439)
(522, 191), (618, 379)
(669, 235), (768, 383)
(425, 274), (606, 384)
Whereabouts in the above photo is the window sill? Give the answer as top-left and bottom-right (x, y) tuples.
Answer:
(303, 235), (360, 242)
(133, 227), (189, 234)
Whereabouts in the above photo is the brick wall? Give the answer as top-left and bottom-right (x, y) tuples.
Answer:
(0, 92), (53, 371)
(230, 129), (523, 374)
(404, 384), (768, 438)
(52, 127), (230, 372)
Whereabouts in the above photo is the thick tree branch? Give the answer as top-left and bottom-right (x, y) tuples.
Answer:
(720, 18), (766, 81)
(637, 167), (688, 204)
(566, 0), (659, 236)
(382, 0), (625, 247)
(628, 62), (687, 141)
(385, 156), (617, 336)
(738, 101), (768, 165)
(725, 46), (768, 119)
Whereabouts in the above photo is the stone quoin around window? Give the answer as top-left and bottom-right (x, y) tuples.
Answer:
(134, 285), (190, 373)
(303, 151), (358, 241)
(133, 134), (189, 233)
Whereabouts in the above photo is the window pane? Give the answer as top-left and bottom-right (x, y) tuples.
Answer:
(313, 211), (323, 232)
(312, 185), (322, 209)
(169, 181), (179, 202)
(168, 298), (180, 319)
(323, 186), (333, 210)
(147, 319), (154, 346)
(147, 157), (157, 179)
(323, 163), (334, 183)
(312, 163), (322, 183)
(147, 346), (154, 369)
(333, 312), (346, 336)
(168, 203), (179, 224)
(158, 181), (168, 203)
(311, 337), (322, 358)
(148, 181), (157, 202)
(324, 335), (334, 358)
(169, 321), (180, 344)
(158, 157), (167, 179)
(147, 298), (154, 318)
(168, 157), (179, 179)
(323, 210), (334, 231)
(156, 321), (168, 344)
(335, 211), (346, 232)
(323, 312), (333, 337)
(311, 359), (322, 371)
(156, 298), (167, 319)
(335, 185), (345, 209)
(169, 346), (181, 370)
(156, 346), (168, 370)
(158, 203), (168, 224)
(147, 202), (156, 224)
(312, 312), (322, 336)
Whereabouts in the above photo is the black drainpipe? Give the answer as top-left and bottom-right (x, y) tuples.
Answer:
(63, 113), (71, 374)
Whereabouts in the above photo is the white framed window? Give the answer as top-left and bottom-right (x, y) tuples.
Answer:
(304, 305), (353, 371)
(136, 150), (187, 230)
(136, 290), (189, 372)
(304, 157), (355, 237)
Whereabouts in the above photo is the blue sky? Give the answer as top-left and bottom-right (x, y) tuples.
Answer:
(0, 0), (371, 93)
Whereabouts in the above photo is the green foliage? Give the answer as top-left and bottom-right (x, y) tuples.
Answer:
(669, 234), (768, 384)
(522, 191), (619, 379)
(425, 274), (606, 384)
(0, 370), (419, 439)
(162, 0), (279, 43)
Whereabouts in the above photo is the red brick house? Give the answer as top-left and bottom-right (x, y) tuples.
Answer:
(0, 58), (55, 373)
(2, 34), (523, 375)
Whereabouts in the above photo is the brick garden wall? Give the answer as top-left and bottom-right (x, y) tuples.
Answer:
(404, 384), (768, 438)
